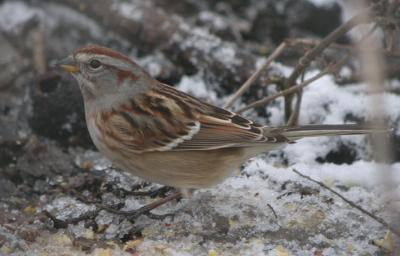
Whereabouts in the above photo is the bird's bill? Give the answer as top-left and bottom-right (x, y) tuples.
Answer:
(56, 55), (79, 73)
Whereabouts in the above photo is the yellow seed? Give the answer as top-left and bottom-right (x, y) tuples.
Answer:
(347, 244), (354, 252)
(79, 3), (86, 11)
(97, 224), (106, 233)
(80, 161), (93, 170)
(0, 246), (13, 255)
(83, 228), (95, 239)
(372, 231), (393, 251)
(275, 245), (289, 256)
(96, 248), (112, 256)
(322, 179), (335, 188)
(23, 205), (35, 215)
(208, 249), (218, 256)
(53, 234), (72, 246)
(123, 239), (142, 251)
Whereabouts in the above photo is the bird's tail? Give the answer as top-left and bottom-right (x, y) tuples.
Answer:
(265, 124), (389, 141)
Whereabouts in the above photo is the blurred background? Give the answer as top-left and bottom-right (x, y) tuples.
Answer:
(0, 0), (399, 255)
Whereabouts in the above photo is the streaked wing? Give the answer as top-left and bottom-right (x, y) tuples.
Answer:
(95, 83), (288, 153)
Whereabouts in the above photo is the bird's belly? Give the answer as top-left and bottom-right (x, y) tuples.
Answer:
(92, 137), (245, 188)
(86, 116), (253, 189)
(123, 149), (246, 189)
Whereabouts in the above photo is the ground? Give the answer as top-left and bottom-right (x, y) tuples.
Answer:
(0, 0), (399, 255)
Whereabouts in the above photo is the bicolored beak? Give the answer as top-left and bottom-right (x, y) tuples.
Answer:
(56, 55), (79, 73)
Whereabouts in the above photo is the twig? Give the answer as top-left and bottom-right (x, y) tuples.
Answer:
(282, 9), (371, 121)
(223, 42), (287, 109)
(286, 71), (305, 126)
(236, 69), (329, 114)
(42, 210), (99, 229)
(237, 23), (379, 115)
(285, 9), (371, 90)
(285, 38), (400, 58)
(97, 191), (182, 220)
(31, 28), (47, 75)
(286, 90), (303, 126)
(286, 24), (378, 126)
(267, 203), (278, 219)
(291, 168), (400, 238)
(217, 3), (245, 45)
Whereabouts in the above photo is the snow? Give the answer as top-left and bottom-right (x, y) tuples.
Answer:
(36, 66), (399, 255)
(266, 70), (400, 126)
(0, 1), (37, 32)
(2, 1), (399, 254)
(123, 68), (399, 255)
(112, 1), (144, 21)
(212, 46), (240, 67)
(198, 11), (229, 30)
(245, 158), (400, 189)
(307, 0), (338, 7)
(44, 197), (97, 222)
(177, 74), (218, 102)
(179, 27), (222, 55)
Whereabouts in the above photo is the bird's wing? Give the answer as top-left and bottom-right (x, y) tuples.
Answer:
(96, 83), (288, 153)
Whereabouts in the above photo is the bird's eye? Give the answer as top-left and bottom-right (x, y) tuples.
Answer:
(89, 59), (102, 69)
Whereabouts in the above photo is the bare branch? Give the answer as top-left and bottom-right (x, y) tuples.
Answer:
(283, 9), (371, 121)
(291, 168), (400, 238)
(286, 90), (303, 126)
(223, 42), (287, 109)
(285, 38), (400, 58)
(285, 9), (371, 88)
(236, 69), (329, 114)
(236, 23), (376, 115)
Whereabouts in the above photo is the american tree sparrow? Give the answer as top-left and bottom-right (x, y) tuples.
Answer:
(59, 45), (382, 197)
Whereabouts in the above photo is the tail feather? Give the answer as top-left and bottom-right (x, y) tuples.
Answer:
(266, 124), (389, 141)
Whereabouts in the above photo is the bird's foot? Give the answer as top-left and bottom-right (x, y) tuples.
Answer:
(98, 191), (182, 220)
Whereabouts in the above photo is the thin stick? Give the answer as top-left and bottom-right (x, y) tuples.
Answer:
(285, 38), (400, 58)
(282, 9), (371, 121)
(223, 42), (287, 109)
(236, 70), (329, 114)
(32, 29), (47, 75)
(267, 203), (278, 219)
(97, 191), (182, 218)
(291, 168), (400, 238)
(284, 9), (371, 90)
(237, 24), (378, 115)
(286, 90), (303, 126)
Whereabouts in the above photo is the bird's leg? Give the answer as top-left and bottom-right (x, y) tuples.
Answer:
(126, 186), (174, 198)
(99, 191), (182, 220)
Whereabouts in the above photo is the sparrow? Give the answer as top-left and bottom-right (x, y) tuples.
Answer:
(58, 45), (383, 196)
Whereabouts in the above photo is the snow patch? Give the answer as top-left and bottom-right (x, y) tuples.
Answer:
(0, 1), (37, 32)
(112, 1), (144, 21)
(177, 74), (218, 102)
(198, 11), (228, 30)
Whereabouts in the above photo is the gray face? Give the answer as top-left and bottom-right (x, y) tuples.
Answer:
(66, 52), (151, 111)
